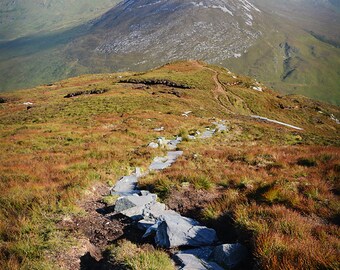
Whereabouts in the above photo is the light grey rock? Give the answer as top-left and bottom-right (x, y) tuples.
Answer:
(179, 247), (214, 261)
(115, 194), (157, 213)
(149, 151), (183, 171)
(177, 247), (224, 270)
(110, 175), (139, 196)
(134, 167), (142, 177)
(174, 254), (208, 270)
(213, 121), (228, 132)
(148, 142), (159, 149)
(167, 137), (182, 150)
(111, 167), (143, 195)
(120, 205), (145, 220)
(174, 253), (224, 270)
(154, 127), (165, 131)
(143, 202), (167, 220)
(140, 190), (151, 196)
(211, 243), (248, 269)
(199, 129), (216, 139)
(154, 214), (217, 248)
(157, 137), (170, 146)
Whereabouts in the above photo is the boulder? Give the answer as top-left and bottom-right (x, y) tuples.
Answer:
(211, 243), (248, 269)
(153, 214), (217, 248)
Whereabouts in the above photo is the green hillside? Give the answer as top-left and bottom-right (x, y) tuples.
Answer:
(0, 0), (120, 41)
(0, 61), (339, 269)
(224, 17), (340, 105)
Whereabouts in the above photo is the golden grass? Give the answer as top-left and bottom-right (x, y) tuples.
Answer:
(0, 60), (339, 268)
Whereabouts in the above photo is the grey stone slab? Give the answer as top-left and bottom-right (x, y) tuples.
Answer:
(115, 194), (157, 213)
(174, 254), (208, 270)
(111, 175), (139, 195)
(149, 151), (183, 171)
(174, 253), (224, 270)
(155, 214), (217, 248)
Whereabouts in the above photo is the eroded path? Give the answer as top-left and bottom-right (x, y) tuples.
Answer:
(191, 60), (234, 114)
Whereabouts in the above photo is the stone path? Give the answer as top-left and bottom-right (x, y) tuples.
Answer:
(108, 120), (248, 269)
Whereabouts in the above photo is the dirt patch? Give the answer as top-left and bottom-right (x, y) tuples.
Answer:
(165, 187), (221, 218)
(54, 183), (125, 270)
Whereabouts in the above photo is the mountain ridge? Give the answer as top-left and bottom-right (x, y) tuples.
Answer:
(0, 0), (339, 105)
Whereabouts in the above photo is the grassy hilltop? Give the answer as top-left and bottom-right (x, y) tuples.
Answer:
(0, 61), (339, 269)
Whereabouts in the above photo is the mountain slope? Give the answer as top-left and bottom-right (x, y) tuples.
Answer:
(0, 61), (339, 269)
(0, 0), (121, 41)
(0, 0), (339, 105)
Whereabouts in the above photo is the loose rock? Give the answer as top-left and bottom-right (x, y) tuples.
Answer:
(152, 214), (217, 248)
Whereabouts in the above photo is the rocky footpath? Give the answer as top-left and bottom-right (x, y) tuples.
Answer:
(108, 120), (248, 269)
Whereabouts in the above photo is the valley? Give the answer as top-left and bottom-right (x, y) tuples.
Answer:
(0, 0), (339, 105)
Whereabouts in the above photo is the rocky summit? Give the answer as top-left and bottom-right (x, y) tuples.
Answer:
(93, 0), (263, 62)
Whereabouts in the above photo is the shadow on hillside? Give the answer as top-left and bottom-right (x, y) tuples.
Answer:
(80, 252), (119, 270)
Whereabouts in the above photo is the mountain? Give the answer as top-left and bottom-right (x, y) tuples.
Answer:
(0, 0), (121, 41)
(0, 0), (339, 105)
(0, 61), (339, 269)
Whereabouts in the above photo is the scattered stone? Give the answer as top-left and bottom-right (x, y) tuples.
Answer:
(154, 127), (165, 131)
(149, 151), (183, 170)
(213, 121), (228, 132)
(211, 243), (248, 269)
(330, 114), (340, 124)
(110, 175), (139, 196)
(148, 142), (159, 149)
(23, 102), (33, 106)
(152, 214), (217, 248)
(199, 129), (216, 139)
(167, 137), (182, 150)
(252, 86), (263, 92)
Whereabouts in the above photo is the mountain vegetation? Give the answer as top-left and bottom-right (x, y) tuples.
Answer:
(0, 61), (338, 269)
(0, 0), (121, 41)
(0, 0), (339, 105)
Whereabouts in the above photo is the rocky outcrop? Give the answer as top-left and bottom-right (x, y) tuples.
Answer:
(120, 78), (191, 89)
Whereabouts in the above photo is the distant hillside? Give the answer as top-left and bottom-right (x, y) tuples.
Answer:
(0, 0), (339, 105)
(0, 0), (120, 41)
